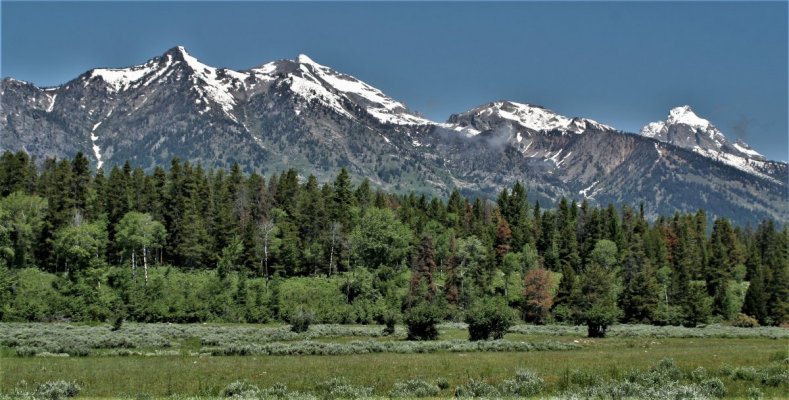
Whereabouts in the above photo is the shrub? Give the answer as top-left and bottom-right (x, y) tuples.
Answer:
(436, 377), (449, 390)
(690, 366), (708, 382)
(15, 346), (39, 357)
(699, 378), (726, 398)
(760, 365), (789, 387)
(63, 346), (90, 357)
(112, 315), (124, 331)
(465, 297), (515, 341)
(747, 386), (763, 399)
(499, 369), (544, 396)
(648, 358), (683, 382)
(732, 313), (760, 328)
(35, 381), (81, 400)
(222, 380), (260, 397)
(404, 302), (442, 340)
(388, 379), (440, 398)
(731, 366), (759, 381)
(289, 310), (315, 333)
(454, 379), (500, 398)
(315, 377), (373, 399)
(382, 308), (398, 335)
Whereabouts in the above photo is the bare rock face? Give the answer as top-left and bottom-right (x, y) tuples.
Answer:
(2, 47), (786, 225)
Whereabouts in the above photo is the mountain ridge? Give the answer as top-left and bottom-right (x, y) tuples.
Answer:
(1, 46), (787, 225)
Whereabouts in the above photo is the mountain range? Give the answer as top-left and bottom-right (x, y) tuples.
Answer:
(1, 46), (786, 225)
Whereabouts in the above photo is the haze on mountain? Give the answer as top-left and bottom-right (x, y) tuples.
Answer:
(1, 46), (787, 226)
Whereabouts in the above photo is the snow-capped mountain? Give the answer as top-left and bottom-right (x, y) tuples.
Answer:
(640, 106), (783, 182)
(446, 101), (615, 137)
(1, 46), (786, 225)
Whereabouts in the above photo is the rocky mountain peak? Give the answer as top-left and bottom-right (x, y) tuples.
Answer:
(445, 101), (615, 137)
(640, 106), (771, 179)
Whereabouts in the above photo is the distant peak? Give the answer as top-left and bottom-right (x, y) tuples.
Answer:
(296, 54), (318, 65)
(670, 105), (694, 114)
(666, 105), (710, 128)
(164, 45), (191, 59)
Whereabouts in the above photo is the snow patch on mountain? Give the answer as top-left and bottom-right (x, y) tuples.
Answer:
(46, 94), (57, 112)
(640, 105), (773, 180)
(90, 121), (103, 169)
(447, 101), (614, 137)
(288, 54), (432, 125)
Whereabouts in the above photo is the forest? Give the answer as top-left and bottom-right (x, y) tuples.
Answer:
(0, 150), (787, 336)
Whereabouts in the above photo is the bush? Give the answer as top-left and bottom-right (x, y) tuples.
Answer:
(690, 366), (708, 382)
(732, 313), (760, 328)
(315, 377), (373, 399)
(35, 381), (81, 400)
(731, 366), (759, 381)
(436, 377), (449, 390)
(454, 379), (500, 398)
(699, 378), (726, 398)
(747, 386), (763, 399)
(499, 369), (544, 396)
(63, 346), (90, 357)
(16, 346), (39, 357)
(404, 302), (442, 340)
(465, 297), (515, 341)
(289, 310), (315, 333)
(382, 308), (398, 335)
(112, 315), (124, 331)
(222, 380), (260, 397)
(388, 379), (440, 398)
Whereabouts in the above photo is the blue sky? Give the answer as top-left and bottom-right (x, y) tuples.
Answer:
(2, 1), (787, 161)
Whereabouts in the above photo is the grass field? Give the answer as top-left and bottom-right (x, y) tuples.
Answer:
(1, 323), (787, 398)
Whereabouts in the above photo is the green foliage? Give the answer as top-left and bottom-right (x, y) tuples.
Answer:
(682, 281), (712, 327)
(3, 268), (63, 321)
(388, 379), (440, 398)
(53, 218), (108, 272)
(381, 308), (398, 335)
(315, 377), (373, 399)
(0, 152), (786, 330)
(222, 380), (260, 398)
(465, 297), (515, 341)
(35, 380), (81, 400)
(288, 309), (315, 333)
(0, 192), (47, 268)
(572, 241), (623, 337)
(350, 207), (413, 269)
(454, 379), (500, 398)
(499, 369), (545, 396)
(404, 302), (442, 340)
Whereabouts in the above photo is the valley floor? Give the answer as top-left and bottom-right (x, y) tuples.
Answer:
(0, 323), (787, 398)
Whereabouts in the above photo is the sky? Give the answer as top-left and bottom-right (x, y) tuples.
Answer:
(2, 1), (788, 161)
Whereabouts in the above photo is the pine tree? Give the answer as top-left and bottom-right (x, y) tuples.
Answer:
(444, 234), (460, 305)
(620, 234), (660, 323)
(331, 168), (355, 232)
(742, 263), (768, 323)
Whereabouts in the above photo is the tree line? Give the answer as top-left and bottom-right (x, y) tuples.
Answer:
(0, 151), (786, 334)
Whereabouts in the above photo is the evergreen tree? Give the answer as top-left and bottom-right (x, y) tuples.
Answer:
(571, 239), (622, 337)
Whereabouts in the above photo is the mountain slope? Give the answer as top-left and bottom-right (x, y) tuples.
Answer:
(640, 106), (785, 182)
(430, 102), (787, 222)
(1, 46), (786, 225)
